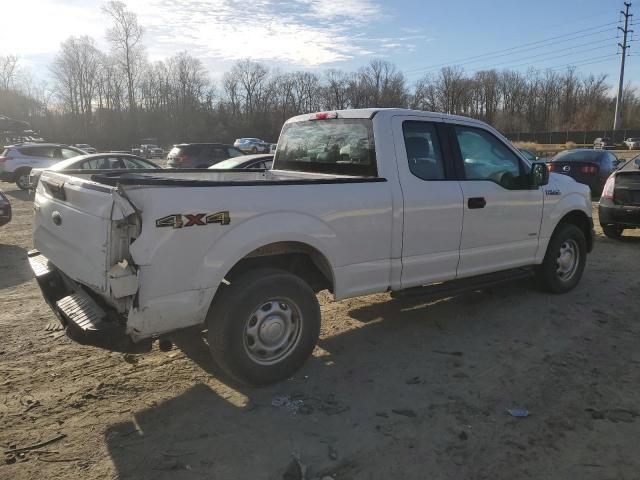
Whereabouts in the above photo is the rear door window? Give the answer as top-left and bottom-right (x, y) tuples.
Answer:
(227, 147), (244, 158)
(19, 146), (56, 158)
(210, 147), (227, 161)
(274, 118), (377, 176)
(121, 157), (154, 169)
(81, 157), (121, 169)
(402, 121), (446, 181)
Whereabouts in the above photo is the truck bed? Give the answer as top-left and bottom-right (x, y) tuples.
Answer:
(81, 168), (384, 187)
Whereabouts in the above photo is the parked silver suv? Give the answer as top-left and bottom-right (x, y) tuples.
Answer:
(233, 138), (270, 154)
(0, 143), (86, 189)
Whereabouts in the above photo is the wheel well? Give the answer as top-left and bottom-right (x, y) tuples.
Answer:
(223, 242), (334, 294)
(558, 210), (593, 251)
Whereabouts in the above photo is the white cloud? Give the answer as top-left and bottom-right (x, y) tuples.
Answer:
(0, 0), (426, 77)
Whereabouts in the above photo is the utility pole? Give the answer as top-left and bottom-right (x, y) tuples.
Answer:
(614, 2), (633, 130)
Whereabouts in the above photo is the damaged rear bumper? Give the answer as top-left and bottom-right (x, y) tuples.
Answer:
(28, 249), (151, 353)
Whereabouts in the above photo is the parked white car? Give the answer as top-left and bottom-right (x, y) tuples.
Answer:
(623, 137), (640, 150)
(0, 143), (85, 189)
(30, 109), (593, 385)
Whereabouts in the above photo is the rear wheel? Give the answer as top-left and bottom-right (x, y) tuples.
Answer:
(536, 223), (586, 293)
(602, 224), (624, 239)
(251, 147), (258, 154)
(207, 268), (321, 386)
(15, 167), (31, 190)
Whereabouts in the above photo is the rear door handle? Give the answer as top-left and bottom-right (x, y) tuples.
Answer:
(468, 197), (486, 209)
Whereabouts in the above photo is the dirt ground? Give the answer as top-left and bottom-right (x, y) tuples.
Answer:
(1, 178), (639, 480)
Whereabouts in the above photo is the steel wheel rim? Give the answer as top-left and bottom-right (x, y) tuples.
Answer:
(17, 174), (29, 189)
(243, 298), (303, 365)
(556, 239), (579, 281)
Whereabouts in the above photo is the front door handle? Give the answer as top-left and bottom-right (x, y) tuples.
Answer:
(468, 197), (486, 209)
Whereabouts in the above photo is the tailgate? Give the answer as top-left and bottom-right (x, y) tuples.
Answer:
(33, 172), (135, 293)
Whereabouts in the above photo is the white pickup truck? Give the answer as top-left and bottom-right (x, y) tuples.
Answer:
(29, 109), (594, 385)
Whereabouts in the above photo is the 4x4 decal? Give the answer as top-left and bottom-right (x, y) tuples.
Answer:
(156, 211), (230, 228)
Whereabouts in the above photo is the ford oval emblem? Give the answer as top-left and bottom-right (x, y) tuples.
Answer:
(562, 165), (571, 172)
(52, 211), (62, 226)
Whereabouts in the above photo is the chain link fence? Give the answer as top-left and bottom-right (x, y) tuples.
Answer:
(505, 130), (640, 145)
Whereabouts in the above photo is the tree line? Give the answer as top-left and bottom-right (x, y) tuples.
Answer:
(1, 1), (639, 149)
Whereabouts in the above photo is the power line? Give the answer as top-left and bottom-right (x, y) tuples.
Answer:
(463, 38), (617, 74)
(547, 54), (620, 72)
(404, 21), (620, 76)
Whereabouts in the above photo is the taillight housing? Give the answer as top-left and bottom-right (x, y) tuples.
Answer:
(579, 164), (599, 174)
(177, 154), (188, 163)
(601, 176), (615, 199)
(0, 156), (11, 163)
(548, 163), (560, 172)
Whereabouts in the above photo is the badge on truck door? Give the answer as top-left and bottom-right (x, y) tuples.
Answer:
(156, 211), (230, 228)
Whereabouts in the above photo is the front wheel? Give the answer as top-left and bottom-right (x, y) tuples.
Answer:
(536, 224), (586, 294)
(602, 224), (623, 239)
(207, 269), (321, 386)
(15, 167), (31, 190)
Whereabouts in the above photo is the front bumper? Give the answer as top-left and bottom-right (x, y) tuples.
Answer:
(28, 250), (151, 353)
(599, 200), (640, 228)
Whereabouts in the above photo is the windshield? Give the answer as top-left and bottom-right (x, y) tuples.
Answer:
(274, 118), (377, 176)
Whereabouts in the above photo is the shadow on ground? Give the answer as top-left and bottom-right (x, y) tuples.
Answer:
(0, 244), (31, 289)
(105, 280), (545, 480)
(4, 189), (32, 202)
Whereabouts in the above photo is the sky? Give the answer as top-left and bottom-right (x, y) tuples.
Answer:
(0, 0), (637, 88)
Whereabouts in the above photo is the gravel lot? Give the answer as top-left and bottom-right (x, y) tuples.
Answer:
(1, 177), (639, 480)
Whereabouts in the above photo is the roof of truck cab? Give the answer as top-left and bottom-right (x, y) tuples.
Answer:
(284, 108), (486, 126)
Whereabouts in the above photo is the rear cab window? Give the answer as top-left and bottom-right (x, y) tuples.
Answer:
(274, 118), (377, 177)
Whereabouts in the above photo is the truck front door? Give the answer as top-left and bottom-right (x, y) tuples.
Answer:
(447, 123), (544, 278)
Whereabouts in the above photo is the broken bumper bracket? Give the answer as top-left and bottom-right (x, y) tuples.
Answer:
(28, 250), (151, 353)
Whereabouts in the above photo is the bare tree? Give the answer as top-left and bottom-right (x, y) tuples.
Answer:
(0, 55), (19, 90)
(103, 1), (144, 119)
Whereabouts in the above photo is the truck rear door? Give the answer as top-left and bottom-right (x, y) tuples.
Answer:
(33, 171), (135, 293)
(392, 116), (464, 288)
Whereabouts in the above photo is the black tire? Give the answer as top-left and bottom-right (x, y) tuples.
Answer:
(251, 147), (258, 154)
(207, 268), (321, 386)
(602, 224), (624, 239)
(536, 223), (587, 294)
(15, 167), (31, 190)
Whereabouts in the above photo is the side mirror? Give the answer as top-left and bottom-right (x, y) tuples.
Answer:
(530, 162), (549, 187)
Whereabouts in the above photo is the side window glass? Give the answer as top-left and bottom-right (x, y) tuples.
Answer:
(20, 146), (55, 158)
(212, 148), (226, 161)
(455, 126), (524, 189)
(121, 157), (147, 169)
(61, 148), (80, 159)
(81, 159), (99, 169)
(402, 121), (445, 181)
(91, 157), (120, 169)
(228, 148), (244, 158)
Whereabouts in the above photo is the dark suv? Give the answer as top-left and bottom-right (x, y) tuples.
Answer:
(166, 143), (245, 168)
